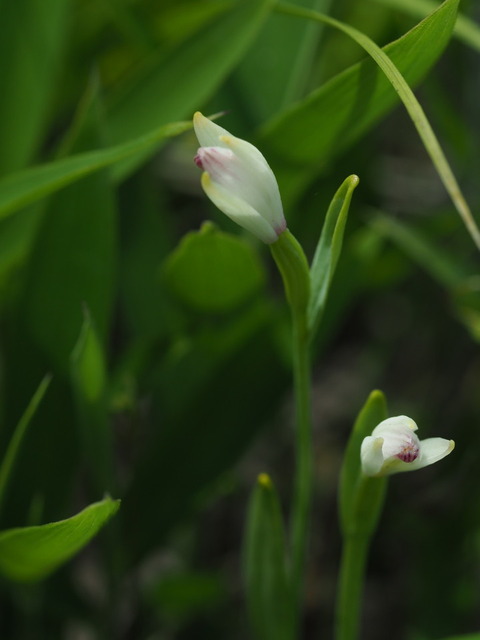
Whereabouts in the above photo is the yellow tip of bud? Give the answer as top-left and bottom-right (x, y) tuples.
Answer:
(257, 473), (272, 488)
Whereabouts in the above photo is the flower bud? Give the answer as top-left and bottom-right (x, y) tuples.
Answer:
(193, 112), (287, 244)
(361, 415), (454, 477)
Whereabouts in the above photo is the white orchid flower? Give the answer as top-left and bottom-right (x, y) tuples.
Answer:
(361, 415), (454, 477)
(193, 112), (287, 244)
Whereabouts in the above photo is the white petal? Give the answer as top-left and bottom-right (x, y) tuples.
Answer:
(201, 173), (278, 244)
(193, 112), (230, 148)
(220, 135), (285, 232)
(198, 146), (285, 237)
(361, 436), (385, 476)
(405, 438), (455, 471)
(372, 415), (418, 435)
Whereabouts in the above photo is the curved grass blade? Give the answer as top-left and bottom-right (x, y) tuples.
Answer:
(0, 376), (52, 519)
(273, 1), (480, 251)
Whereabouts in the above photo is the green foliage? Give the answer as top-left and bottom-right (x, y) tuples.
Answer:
(0, 0), (477, 636)
(244, 474), (294, 640)
(339, 390), (388, 536)
(163, 222), (266, 312)
(0, 497), (120, 581)
(308, 174), (359, 335)
(0, 376), (51, 517)
(261, 0), (459, 207)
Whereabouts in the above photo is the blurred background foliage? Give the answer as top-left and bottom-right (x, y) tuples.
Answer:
(0, 0), (479, 637)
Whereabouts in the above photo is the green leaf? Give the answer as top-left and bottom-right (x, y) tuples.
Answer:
(261, 0), (459, 206)
(244, 474), (294, 640)
(107, 0), (272, 178)
(70, 311), (106, 405)
(0, 376), (51, 518)
(371, 0), (480, 53)
(22, 161), (117, 374)
(162, 222), (266, 313)
(307, 175), (359, 336)
(22, 84), (118, 375)
(0, 120), (191, 221)
(339, 390), (388, 535)
(234, 0), (332, 121)
(70, 311), (114, 493)
(273, 0), (480, 251)
(0, 497), (120, 582)
(0, 0), (71, 173)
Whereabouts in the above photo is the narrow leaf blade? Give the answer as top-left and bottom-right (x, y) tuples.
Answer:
(339, 390), (388, 534)
(244, 474), (294, 640)
(0, 120), (190, 220)
(0, 376), (52, 517)
(308, 175), (359, 335)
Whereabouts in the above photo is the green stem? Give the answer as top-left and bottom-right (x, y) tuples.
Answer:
(290, 315), (313, 611)
(335, 475), (387, 640)
(335, 534), (369, 640)
(270, 230), (312, 630)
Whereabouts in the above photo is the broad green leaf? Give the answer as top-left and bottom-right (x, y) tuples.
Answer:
(0, 497), (120, 582)
(0, 376), (51, 518)
(308, 175), (359, 335)
(23, 160), (117, 374)
(21, 82), (118, 376)
(163, 222), (266, 313)
(261, 0), (459, 206)
(339, 390), (388, 535)
(371, 0), (480, 52)
(234, 0), (332, 122)
(244, 474), (294, 640)
(272, 1), (480, 251)
(0, 120), (190, 221)
(0, 0), (70, 173)
(107, 0), (272, 178)
(70, 312), (114, 493)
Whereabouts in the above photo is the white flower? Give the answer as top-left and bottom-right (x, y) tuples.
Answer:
(193, 112), (287, 244)
(361, 415), (454, 477)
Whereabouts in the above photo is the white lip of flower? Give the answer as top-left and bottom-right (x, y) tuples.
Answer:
(361, 415), (455, 477)
(193, 111), (287, 244)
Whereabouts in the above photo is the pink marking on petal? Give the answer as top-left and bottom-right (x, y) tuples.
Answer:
(194, 153), (204, 169)
(396, 442), (420, 463)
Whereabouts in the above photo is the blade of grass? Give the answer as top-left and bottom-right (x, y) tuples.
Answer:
(0, 375), (52, 518)
(274, 0), (480, 252)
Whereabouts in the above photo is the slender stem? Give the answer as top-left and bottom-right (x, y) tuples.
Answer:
(335, 476), (387, 640)
(270, 230), (312, 632)
(335, 534), (369, 640)
(290, 313), (313, 615)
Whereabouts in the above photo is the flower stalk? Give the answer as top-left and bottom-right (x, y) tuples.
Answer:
(271, 230), (312, 625)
